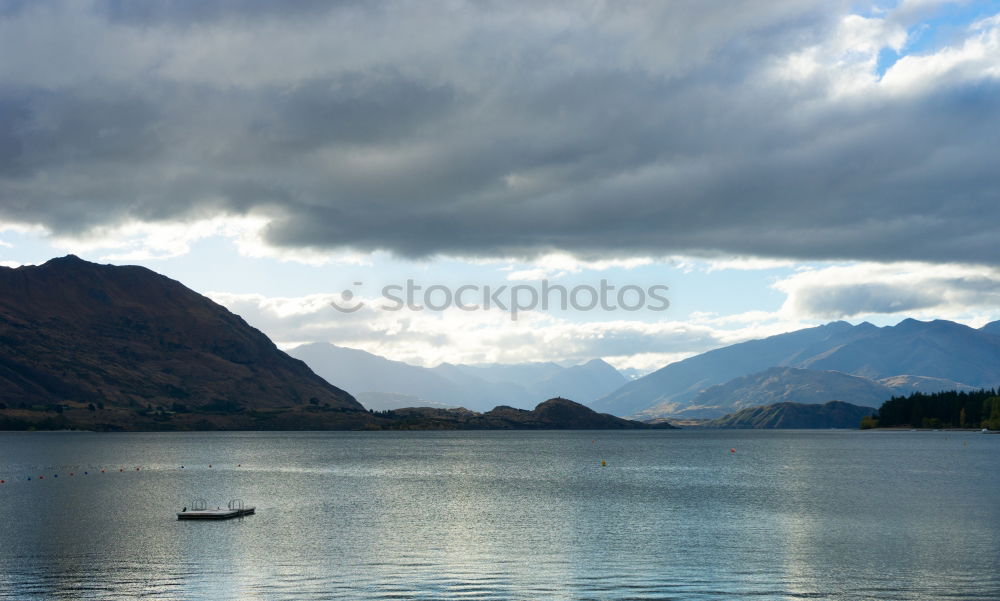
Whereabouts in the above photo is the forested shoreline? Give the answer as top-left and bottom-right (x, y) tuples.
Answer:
(862, 389), (1000, 429)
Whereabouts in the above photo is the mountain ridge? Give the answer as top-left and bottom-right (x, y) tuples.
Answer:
(0, 255), (363, 428)
(668, 366), (892, 419)
(289, 342), (626, 411)
(0, 256), (648, 431)
(594, 318), (1000, 418)
(700, 400), (875, 429)
(591, 321), (870, 416)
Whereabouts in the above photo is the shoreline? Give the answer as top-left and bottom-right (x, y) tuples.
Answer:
(866, 426), (996, 432)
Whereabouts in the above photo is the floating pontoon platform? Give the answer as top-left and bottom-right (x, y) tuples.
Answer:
(178, 498), (254, 520)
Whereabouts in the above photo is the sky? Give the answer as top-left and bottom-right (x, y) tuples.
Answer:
(2, 0), (1000, 374)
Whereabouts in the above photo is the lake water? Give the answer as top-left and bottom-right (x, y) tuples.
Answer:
(0, 430), (998, 600)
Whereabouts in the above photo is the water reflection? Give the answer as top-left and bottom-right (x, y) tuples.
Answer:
(0, 430), (998, 600)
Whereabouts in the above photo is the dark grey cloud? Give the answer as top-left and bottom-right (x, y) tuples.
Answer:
(1, 0), (999, 264)
(268, 74), (457, 149)
(94, 0), (356, 25)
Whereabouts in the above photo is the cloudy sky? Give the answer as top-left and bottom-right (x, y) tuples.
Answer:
(2, 0), (999, 373)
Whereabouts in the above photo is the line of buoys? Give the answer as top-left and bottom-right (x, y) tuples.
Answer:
(2, 463), (247, 486)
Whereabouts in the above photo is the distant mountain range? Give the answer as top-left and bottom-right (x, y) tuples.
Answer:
(592, 319), (1000, 419)
(0, 256), (638, 431)
(289, 342), (626, 411)
(350, 392), (458, 411)
(700, 400), (875, 429)
(5, 255), (998, 431)
(665, 367), (978, 420)
(294, 317), (999, 420)
(676, 367), (887, 419)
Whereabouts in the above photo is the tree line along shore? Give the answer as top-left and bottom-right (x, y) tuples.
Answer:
(861, 389), (1000, 430)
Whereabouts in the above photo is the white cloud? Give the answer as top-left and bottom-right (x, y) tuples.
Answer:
(0, 222), (46, 236)
(770, 12), (907, 95)
(507, 268), (561, 281)
(705, 257), (797, 272)
(200, 258), (1000, 373)
(769, 5), (1000, 101)
(39, 214), (372, 266)
(881, 15), (1000, 94)
(775, 261), (1000, 320)
(208, 289), (736, 369)
(504, 253), (655, 281)
(48, 216), (250, 260)
(604, 352), (697, 375)
(206, 282), (836, 373)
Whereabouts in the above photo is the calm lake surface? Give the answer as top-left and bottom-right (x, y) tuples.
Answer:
(0, 430), (998, 600)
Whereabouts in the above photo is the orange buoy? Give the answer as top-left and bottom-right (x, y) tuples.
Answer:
(730, 448), (736, 453)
